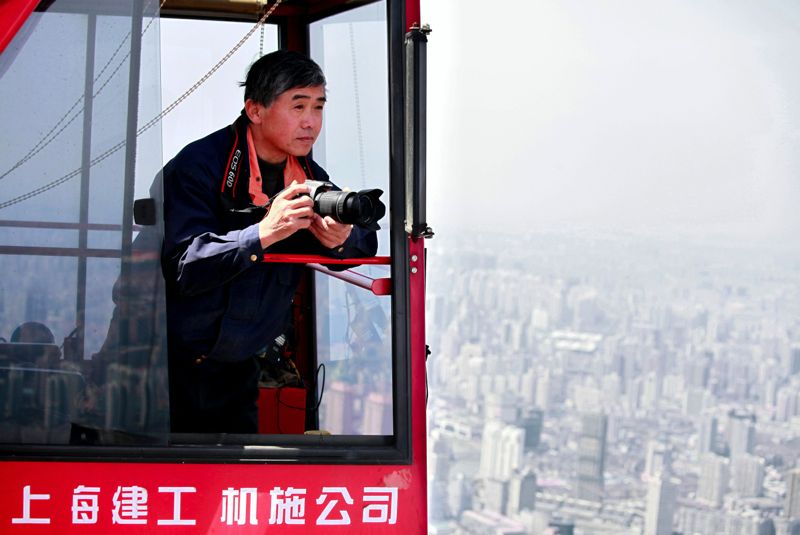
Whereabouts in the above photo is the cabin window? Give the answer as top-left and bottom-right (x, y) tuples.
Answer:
(0, 0), (402, 457)
(309, 2), (393, 435)
(0, 0), (167, 444)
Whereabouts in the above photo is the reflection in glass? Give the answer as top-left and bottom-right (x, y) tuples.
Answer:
(310, 2), (393, 435)
(0, 0), (167, 445)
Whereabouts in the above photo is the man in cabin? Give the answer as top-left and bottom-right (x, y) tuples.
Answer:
(161, 50), (377, 433)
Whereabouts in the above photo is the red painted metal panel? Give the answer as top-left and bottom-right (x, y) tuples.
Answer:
(0, 0), (39, 55)
(408, 236), (428, 526)
(0, 461), (422, 532)
(406, 0), (421, 31)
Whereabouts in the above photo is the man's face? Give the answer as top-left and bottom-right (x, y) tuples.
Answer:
(247, 85), (326, 164)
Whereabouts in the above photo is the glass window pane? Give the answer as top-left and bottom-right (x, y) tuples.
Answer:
(159, 19), (278, 163)
(310, 2), (393, 436)
(0, 0), (166, 444)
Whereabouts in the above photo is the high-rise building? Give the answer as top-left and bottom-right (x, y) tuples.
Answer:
(697, 454), (729, 508)
(790, 345), (800, 376)
(536, 372), (552, 410)
(479, 421), (524, 481)
(479, 420), (504, 479)
(645, 440), (672, 479)
(576, 412), (608, 502)
(728, 411), (756, 458)
(698, 413), (718, 455)
(507, 469), (537, 516)
(644, 475), (677, 535)
(686, 352), (712, 388)
(481, 477), (508, 515)
(731, 454), (765, 498)
(321, 381), (357, 434)
(520, 368), (538, 406)
(362, 391), (392, 434)
(429, 431), (453, 521)
(786, 468), (800, 520)
(546, 518), (575, 535)
(775, 387), (800, 423)
(448, 473), (472, 519)
(521, 408), (544, 451)
(482, 478), (509, 514)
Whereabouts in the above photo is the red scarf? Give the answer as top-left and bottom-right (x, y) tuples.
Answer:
(245, 125), (307, 206)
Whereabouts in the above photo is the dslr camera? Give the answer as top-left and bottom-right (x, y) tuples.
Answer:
(304, 179), (385, 231)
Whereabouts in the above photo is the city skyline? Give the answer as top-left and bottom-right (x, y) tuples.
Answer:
(426, 228), (800, 534)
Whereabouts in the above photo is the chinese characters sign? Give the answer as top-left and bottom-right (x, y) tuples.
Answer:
(1, 462), (418, 533)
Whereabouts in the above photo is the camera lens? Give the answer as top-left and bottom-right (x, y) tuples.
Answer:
(310, 184), (385, 230)
(315, 190), (353, 222)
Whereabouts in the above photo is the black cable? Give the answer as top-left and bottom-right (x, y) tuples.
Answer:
(315, 362), (326, 411)
(274, 363), (326, 434)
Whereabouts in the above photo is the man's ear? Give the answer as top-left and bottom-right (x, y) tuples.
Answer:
(244, 99), (262, 124)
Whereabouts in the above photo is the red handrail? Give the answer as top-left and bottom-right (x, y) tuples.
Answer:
(261, 254), (390, 265)
(261, 254), (391, 296)
(306, 264), (391, 296)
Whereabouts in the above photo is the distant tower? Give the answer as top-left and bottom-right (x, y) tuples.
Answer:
(428, 431), (452, 521)
(731, 454), (764, 498)
(480, 420), (504, 479)
(362, 392), (392, 434)
(448, 473), (472, 519)
(521, 408), (544, 451)
(479, 421), (524, 481)
(644, 475), (677, 535)
(789, 344), (800, 376)
(576, 412), (608, 502)
(728, 411), (755, 458)
(645, 440), (672, 479)
(521, 368), (537, 406)
(507, 469), (537, 516)
(685, 351), (712, 388)
(697, 414), (718, 455)
(775, 387), (800, 422)
(697, 454), (729, 508)
(482, 478), (509, 514)
(536, 372), (552, 410)
(786, 468), (800, 520)
(546, 518), (575, 535)
(321, 381), (357, 434)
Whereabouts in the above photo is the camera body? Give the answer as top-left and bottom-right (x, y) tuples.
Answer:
(304, 179), (385, 231)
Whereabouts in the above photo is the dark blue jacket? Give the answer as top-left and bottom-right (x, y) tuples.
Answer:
(162, 123), (378, 363)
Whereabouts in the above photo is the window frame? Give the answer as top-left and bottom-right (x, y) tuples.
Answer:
(0, 0), (412, 465)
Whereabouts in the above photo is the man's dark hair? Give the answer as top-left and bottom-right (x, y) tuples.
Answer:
(241, 49), (326, 107)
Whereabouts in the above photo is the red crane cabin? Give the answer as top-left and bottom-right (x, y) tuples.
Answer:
(0, 0), (431, 532)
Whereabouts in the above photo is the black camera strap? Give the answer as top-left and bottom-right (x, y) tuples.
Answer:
(220, 113), (251, 204)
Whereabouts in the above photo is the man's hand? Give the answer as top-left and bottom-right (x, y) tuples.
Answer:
(259, 181), (314, 249)
(309, 213), (353, 250)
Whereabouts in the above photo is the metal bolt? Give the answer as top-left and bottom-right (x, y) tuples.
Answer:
(411, 267), (418, 274)
(411, 255), (418, 262)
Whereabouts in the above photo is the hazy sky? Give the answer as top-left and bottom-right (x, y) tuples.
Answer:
(421, 0), (800, 244)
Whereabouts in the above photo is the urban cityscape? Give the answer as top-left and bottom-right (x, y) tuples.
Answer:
(425, 228), (800, 534)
